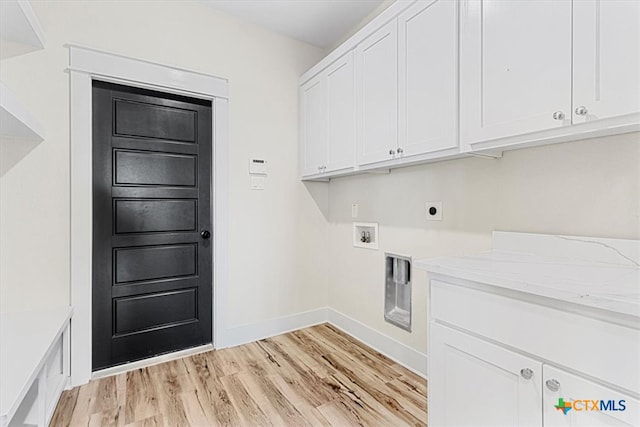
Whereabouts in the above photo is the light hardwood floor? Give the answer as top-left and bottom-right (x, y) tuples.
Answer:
(51, 324), (427, 426)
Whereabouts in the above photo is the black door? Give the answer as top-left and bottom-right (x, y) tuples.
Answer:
(92, 81), (212, 371)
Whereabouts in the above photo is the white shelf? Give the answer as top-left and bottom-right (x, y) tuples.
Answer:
(0, 0), (45, 51)
(0, 306), (72, 427)
(0, 81), (45, 141)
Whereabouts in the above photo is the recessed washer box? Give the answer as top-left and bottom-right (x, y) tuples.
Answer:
(353, 222), (378, 250)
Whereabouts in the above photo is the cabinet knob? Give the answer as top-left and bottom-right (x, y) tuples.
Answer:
(546, 379), (560, 392)
(520, 368), (534, 380)
(397, 148), (404, 154)
(317, 166), (322, 171)
(389, 149), (396, 156)
(575, 106), (588, 116)
(552, 111), (565, 120)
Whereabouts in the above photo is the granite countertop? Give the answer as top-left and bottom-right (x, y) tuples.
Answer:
(414, 232), (640, 319)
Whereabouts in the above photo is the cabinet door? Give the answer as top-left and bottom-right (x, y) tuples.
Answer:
(357, 20), (398, 166)
(573, 0), (640, 123)
(430, 322), (542, 426)
(543, 365), (639, 426)
(460, 0), (572, 145)
(326, 52), (356, 172)
(300, 75), (326, 176)
(398, 0), (458, 156)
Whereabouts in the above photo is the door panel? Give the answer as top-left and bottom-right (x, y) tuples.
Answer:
(430, 322), (542, 426)
(114, 199), (197, 234)
(543, 365), (639, 426)
(573, 0), (640, 122)
(460, 0), (572, 145)
(113, 244), (197, 284)
(114, 289), (197, 336)
(92, 81), (212, 370)
(114, 99), (197, 142)
(357, 20), (398, 165)
(113, 150), (197, 187)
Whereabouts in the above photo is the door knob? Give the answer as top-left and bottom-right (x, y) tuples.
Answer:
(546, 379), (560, 392)
(575, 106), (588, 116)
(552, 111), (565, 120)
(200, 230), (211, 239)
(520, 368), (534, 380)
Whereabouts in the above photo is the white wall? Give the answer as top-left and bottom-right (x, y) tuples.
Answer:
(0, 1), (329, 334)
(1, 0), (638, 372)
(327, 133), (640, 354)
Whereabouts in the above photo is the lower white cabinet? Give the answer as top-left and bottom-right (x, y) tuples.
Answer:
(430, 322), (639, 427)
(430, 323), (542, 426)
(543, 365), (639, 427)
(428, 280), (639, 427)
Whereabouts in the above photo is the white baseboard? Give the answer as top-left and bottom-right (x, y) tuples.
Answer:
(91, 343), (214, 379)
(220, 307), (427, 379)
(219, 307), (327, 348)
(327, 308), (428, 378)
(90, 307), (427, 382)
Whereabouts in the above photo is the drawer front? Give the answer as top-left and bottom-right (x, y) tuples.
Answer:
(431, 280), (640, 393)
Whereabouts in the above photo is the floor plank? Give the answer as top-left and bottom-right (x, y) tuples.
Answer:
(50, 324), (427, 426)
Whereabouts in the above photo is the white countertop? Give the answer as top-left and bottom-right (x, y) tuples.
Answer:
(0, 306), (72, 426)
(415, 232), (640, 318)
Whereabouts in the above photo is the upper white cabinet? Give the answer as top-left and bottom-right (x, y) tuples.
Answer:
(398, 0), (458, 157)
(299, 52), (356, 178)
(460, 0), (639, 150)
(460, 0), (573, 145)
(298, 0), (640, 180)
(356, 20), (398, 166)
(300, 75), (326, 176)
(572, 0), (640, 123)
(326, 52), (356, 173)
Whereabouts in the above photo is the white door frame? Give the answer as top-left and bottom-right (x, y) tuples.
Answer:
(67, 44), (229, 386)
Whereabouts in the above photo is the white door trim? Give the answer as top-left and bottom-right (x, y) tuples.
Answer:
(67, 44), (229, 386)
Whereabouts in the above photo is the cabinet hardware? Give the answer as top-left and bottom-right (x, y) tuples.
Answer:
(575, 106), (588, 116)
(389, 149), (396, 156)
(397, 147), (404, 154)
(545, 379), (560, 392)
(520, 368), (534, 380)
(552, 111), (565, 120)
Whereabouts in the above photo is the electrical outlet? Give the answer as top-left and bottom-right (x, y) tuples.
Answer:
(426, 202), (442, 221)
(351, 204), (358, 218)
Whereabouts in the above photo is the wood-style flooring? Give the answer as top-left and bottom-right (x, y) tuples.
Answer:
(50, 324), (427, 426)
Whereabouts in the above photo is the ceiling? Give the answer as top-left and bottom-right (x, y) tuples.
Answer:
(201, 0), (386, 49)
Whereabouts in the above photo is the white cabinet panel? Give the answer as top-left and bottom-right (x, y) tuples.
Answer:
(357, 20), (398, 166)
(460, 0), (572, 145)
(326, 52), (356, 172)
(543, 365), (639, 427)
(430, 322), (542, 427)
(573, 0), (640, 123)
(300, 76), (326, 176)
(399, 0), (458, 156)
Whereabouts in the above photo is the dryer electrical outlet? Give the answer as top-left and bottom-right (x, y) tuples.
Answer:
(426, 202), (442, 221)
